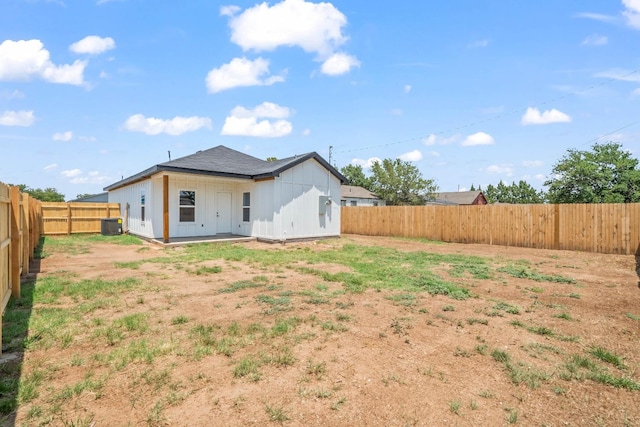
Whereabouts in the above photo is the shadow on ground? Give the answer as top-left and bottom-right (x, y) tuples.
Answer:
(0, 237), (43, 427)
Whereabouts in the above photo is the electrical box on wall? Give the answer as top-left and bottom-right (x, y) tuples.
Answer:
(319, 196), (332, 215)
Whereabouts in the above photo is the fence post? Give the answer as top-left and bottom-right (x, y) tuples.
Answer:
(10, 186), (20, 298)
(67, 203), (72, 235)
(22, 193), (29, 277)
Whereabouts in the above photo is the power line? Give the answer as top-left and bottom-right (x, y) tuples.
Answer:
(336, 68), (640, 155)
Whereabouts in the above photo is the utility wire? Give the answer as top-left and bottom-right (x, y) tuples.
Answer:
(336, 68), (640, 154)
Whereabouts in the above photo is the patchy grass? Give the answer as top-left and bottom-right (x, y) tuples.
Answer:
(3, 235), (639, 426)
(498, 264), (576, 284)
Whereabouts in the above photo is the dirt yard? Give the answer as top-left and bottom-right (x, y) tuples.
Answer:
(2, 234), (640, 426)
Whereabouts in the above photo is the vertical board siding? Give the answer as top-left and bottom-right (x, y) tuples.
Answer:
(41, 202), (120, 235)
(341, 204), (640, 255)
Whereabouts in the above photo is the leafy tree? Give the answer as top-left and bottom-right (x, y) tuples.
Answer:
(75, 193), (95, 199)
(266, 157), (278, 162)
(11, 185), (65, 202)
(469, 184), (476, 191)
(484, 180), (546, 204)
(545, 142), (640, 203)
(340, 164), (372, 189)
(369, 158), (438, 205)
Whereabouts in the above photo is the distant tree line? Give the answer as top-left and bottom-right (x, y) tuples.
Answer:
(341, 142), (640, 205)
(12, 142), (639, 206)
(9, 184), (65, 202)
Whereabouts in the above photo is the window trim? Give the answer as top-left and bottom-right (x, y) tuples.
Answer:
(179, 190), (196, 223)
(242, 191), (250, 222)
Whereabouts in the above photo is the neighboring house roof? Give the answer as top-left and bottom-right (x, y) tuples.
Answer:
(69, 192), (109, 203)
(340, 185), (381, 200)
(429, 191), (487, 205)
(104, 145), (346, 191)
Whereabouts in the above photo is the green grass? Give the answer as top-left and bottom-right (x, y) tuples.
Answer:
(132, 241), (479, 299)
(38, 234), (142, 257)
(589, 347), (625, 368)
(218, 280), (265, 293)
(625, 313), (640, 321)
(561, 354), (640, 390)
(386, 293), (416, 306)
(498, 264), (576, 284)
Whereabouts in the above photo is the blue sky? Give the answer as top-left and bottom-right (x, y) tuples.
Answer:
(1, 0), (639, 200)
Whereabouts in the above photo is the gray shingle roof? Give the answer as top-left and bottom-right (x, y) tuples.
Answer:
(429, 191), (486, 205)
(104, 145), (346, 191)
(340, 185), (381, 200)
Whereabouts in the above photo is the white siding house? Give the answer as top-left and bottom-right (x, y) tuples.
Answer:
(104, 146), (345, 243)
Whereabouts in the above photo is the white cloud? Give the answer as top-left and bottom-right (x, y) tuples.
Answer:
(425, 150), (440, 157)
(389, 108), (403, 116)
(486, 164), (514, 177)
(321, 52), (360, 75)
(70, 36), (115, 55)
(0, 110), (35, 127)
(522, 160), (543, 168)
(79, 135), (97, 142)
(398, 150), (423, 162)
(0, 39), (86, 85)
(462, 132), (495, 146)
(61, 168), (82, 178)
(123, 114), (212, 136)
(205, 57), (285, 93)
(302, 128), (311, 136)
(404, 84), (412, 93)
(43, 164), (57, 171)
(468, 39), (489, 48)
(220, 5), (241, 17)
(53, 131), (73, 141)
(231, 102), (291, 119)
(575, 12), (616, 23)
(227, 0), (349, 57)
(352, 157), (381, 169)
(423, 133), (460, 146)
(632, 88), (640, 96)
(622, 0), (640, 29)
(221, 102), (293, 138)
(70, 174), (112, 184)
(521, 107), (571, 125)
(595, 68), (640, 82)
(581, 34), (608, 46)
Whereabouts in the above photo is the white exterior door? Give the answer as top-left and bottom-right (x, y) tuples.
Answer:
(217, 192), (232, 234)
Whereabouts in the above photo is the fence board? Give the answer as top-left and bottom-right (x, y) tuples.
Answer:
(341, 203), (640, 255)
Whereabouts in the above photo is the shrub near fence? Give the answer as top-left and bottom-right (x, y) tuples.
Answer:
(341, 204), (640, 255)
(42, 202), (120, 235)
(1, 182), (42, 355)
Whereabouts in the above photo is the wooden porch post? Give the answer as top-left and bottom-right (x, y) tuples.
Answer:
(163, 175), (169, 243)
(10, 186), (20, 298)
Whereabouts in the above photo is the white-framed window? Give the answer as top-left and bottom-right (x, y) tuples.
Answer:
(242, 192), (250, 222)
(179, 190), (195, 222)
(350, 200), (357, 206)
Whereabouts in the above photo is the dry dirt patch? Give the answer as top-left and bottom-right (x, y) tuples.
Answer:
(2, 234), (639, 426)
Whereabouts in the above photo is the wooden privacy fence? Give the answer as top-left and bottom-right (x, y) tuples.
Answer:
(1, 182), (43, 355)
(341, 204), (640, 255)
(42, 202), (120, 235)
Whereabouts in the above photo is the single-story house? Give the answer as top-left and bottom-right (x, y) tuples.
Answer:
(68, 192), (108, 203)
(104, 145), (346, 243)
(340, 185), (385, 206)
(427, 191), (488, 206)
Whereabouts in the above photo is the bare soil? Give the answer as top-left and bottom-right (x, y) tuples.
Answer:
(4, 234), (640, 427)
